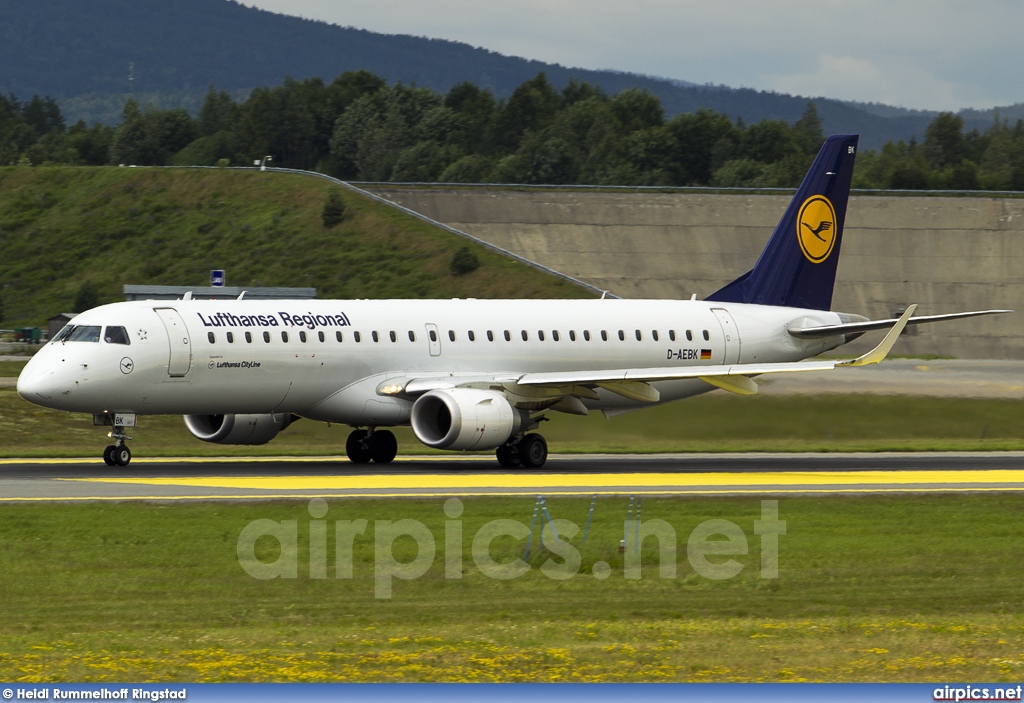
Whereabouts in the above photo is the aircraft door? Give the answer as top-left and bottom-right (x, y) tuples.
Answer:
(154, 307), (192, 377)
(710, 308), (741, 365)
(425, 323), (441, 357)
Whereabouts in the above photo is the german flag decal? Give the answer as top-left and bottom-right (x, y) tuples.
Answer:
(700, 349), (712, 360)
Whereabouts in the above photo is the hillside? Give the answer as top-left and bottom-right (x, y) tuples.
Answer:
(0, 0), (999, 148)
(0, 167), (590, 327)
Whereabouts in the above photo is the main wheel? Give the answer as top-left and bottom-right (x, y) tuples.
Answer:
(518, 434), (548, 468)
(102, 445), (117, 466)
(113, 445), (132, 467)
(346, 429), (372, 464)
(370, 430), (398, 463)
(496, 443), (521, 468)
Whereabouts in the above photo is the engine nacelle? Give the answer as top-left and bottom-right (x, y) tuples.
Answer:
(184, 413), (295, 445)
(411, 388), (522, 450)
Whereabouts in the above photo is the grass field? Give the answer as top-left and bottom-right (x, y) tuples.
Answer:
(1, 495), (1023, 682)
(0, 166), (589, 327)
(1, 386), (1021, 457)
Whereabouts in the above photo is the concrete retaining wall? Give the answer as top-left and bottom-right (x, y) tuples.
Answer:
(368, 188), (1023, 359)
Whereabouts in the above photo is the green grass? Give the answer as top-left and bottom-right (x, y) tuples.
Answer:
(0, 387), (1021, 457)
(0, 166), (590, 327)
(2, 495), (1024, 682)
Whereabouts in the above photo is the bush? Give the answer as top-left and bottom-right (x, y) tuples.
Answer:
(321, 188), (347, 228)
(449, 246), (480, 276)
(73, 281), (100, 313)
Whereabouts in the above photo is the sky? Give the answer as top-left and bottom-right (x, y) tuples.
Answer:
(243, 0), (1023, 112)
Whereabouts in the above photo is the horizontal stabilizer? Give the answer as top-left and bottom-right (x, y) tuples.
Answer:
(789, 309), (1013, 339)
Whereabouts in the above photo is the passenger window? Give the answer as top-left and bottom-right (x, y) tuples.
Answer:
(652, 330), (659, 342)
(208, 332), (216, 344)
(504, 330), (511, 342)
(669, 330), (676, 342)
(299, 331), (307, 343)
(281, 331), (289, 343)
(569, 330), (576, 341)
(408, 331), (416, 342)
(429, 330), (437, 343)
(246, 331), (253, 343)
(104, 326), (130, 345)
(319, 331), (325, 342)
(552, 330), (560, 342)
(521, 330), (528, 341)
(538, 330), (545, 341)
(634, 330), (641, 341)
(468, 331), (476, 342)
(390, 331), (397, 343)
(618, 330), (625, 341)
(686, 330), (693, 341)
(601, 330), (608, 341)
(372, 331), (379, 343)
(336, 331), (343, 342)
(584, 330), (591, 341)
(703, 330), (710, 341)
(227, 332), (235, 343)
(68, 326), (101, 343)
(264, 331), (271, 343)
(448, 330), (456, 342)
(487, 330), (494, 342)
(354, 332), (362, 343)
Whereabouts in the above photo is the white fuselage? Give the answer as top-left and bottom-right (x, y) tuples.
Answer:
(17, 298), (846, 425)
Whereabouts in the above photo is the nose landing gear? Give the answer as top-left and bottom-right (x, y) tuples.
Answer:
(102, 427), (132, 467)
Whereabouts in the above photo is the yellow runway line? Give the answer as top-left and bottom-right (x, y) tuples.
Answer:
(6, 487), (1024, 502)
(67, 469), (1024, 491)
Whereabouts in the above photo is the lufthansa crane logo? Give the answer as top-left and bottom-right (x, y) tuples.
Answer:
(796, 195), (837, 264)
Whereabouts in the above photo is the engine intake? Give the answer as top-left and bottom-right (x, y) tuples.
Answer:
(184, 413), (295, 445)
(411, 389), (522, 450)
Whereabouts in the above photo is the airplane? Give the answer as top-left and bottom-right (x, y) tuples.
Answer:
(16, 134), (1011, 467)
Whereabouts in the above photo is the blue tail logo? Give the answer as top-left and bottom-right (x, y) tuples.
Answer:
(707, 134), (858, 311)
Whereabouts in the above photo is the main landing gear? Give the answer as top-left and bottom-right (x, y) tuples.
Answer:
(102, 427), (132, 467)
(496, 433), (548, 469)
(346, 428), (398, 464)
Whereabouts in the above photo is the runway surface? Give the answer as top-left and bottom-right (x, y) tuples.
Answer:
(3, 453), (1024, 501)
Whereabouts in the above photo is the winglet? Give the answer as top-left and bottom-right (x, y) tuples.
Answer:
(838, 304), (917, 367)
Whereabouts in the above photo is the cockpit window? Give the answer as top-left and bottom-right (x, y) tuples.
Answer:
(104, 326), (130, 345)
(67, 326), (101, 343)
(52, 325), (75, 344)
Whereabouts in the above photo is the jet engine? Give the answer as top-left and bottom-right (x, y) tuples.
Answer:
(184, 413), (296, 445)
(411, 388), (523, 450)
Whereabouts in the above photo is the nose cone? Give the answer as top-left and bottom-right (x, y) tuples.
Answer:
(17, 359), (55, 405)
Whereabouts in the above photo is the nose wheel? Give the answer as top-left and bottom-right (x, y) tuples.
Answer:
(102, 427), (132, 467)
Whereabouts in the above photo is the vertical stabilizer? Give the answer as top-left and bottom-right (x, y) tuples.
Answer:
(707, 134), (858, 311)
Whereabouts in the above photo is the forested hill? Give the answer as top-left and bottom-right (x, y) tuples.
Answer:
(0, 0), (997, 147)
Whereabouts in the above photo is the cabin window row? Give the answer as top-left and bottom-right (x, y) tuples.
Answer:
(206, 328), (713, 345)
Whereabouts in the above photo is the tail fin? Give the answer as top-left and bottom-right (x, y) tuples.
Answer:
(707, 134), (859, 311)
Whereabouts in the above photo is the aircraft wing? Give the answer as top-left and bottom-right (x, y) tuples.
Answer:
(788, 309), (1012, 339)
(391, 306), (917, 402)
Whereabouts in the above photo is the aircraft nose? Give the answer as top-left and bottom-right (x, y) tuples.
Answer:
(17, 362), (54, 403)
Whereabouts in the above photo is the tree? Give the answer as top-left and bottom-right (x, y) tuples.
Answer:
(924, 113), (966, 169)
(793, 102), (824, 155)
(197, 86), (239, 137)
(321, 188), (347, 227)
